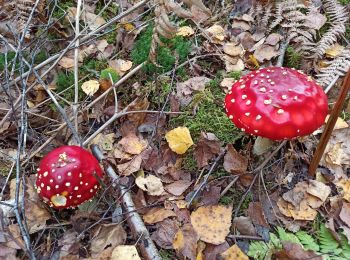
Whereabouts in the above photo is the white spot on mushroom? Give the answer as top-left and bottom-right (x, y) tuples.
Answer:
(51, 164), (55, 167)
(58, 175), (62, 179)
(231, 98), (235, 103)
(90, 189), (93, 193)
(225, 108), (228, 112)
(229, 115), (233, 119)
(65, 182), (71, 187)
(52, 169), (55, 173)
(77, 195), (82, 198)
(245, 112), (250, 116)
(47, 186), (51, 191)
(37, 168), (40, 172)
(253, 80), (258, 84)
(38, 175), (42, 179)
(240, 85), (246, 89)
(239, 79), (243, 82)
(50, 179), (53, 183)
(242, 95), (247, 99)
(229, 91), (232, 94)
(260, 73), (265, 77)
(264, 99), (272, 105)
(37, 189), (41, 194)
(267, 79), (272, 82)
(94, 185), (98, 189)
(72, 159), (76, 162)
(43, 171), (48, 177)
(246, 100), (251, 105)
(259, 87), (266, 92)
(291, 68), (296, 70)
(41, 183), (44, 188)
(270, 81), (275, 85)
(283, 71), (287, 75)
(254, 130), (259, 133)
(74, 166), (78, 168)
(269, 90), (274, 93)
(241, 128), (245, 132)
(288, 89), (292, 92)
(267, 69), (271, 72)
(256, 115), (262, 120)
(277, 109), (284, 114)
(55, 185), (59, 189)
(293, 96), (298, 101)
(260, 79), (264, 83)
(69, 196), (72, 199)
(85, 183), (88, 186)
(281, 95), (288, 100)
(297, 129), (300, 133)
(74, 186), (79, 191)
(80, 181), (83, 185)
(266, 75), (270, 79)
(67, 172), (72, 176)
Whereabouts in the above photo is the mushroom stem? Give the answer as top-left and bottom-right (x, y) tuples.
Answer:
(90, 145), (162, 260)
(309, 69), (350, 176)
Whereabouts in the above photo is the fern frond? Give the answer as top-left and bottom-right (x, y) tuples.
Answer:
(277, 227), (301, 244)
(296, 230), (320, 252)
(318, 224), (341, 254)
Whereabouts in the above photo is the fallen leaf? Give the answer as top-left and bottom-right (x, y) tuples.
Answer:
(190, 205), (232, 245)
(247, 202), (269, 227)
(165, 127), (194, 155)
(194, 132), (221, 168)
(221, 244), (249, 260)
(176, 77), (211, 106)
(117, 155), (142, 176)
(81, 80), (100, 96)
(307, 180), (331, 202)
(274, 242), (322, 260)
(336, 178), (350, 201)
(203, 242), (230, 260)
(90, 133), (115, 151)
(223, 42), (244, 56)
(135, 173), (164, 196)
(58, 231), (80, 257)
(58, 56), (74, 69)
(143, 208), (176, 224)
(325, 43), (345, 58)
(118, 134), (147, 155)
(304, 9), (327, 30)
(68, 7), (106, 31)
(264, 33), (282, 46)
(196, 241), (206, 260)
(224, 56), (245, 72)
(177, 26), (195, 37)
(254, 44), (279, 62)
(232, 216), (257, 236)
(223, 144), (248, 174)
(340, 202), (350, 227)
(220, 78), (236, 92)
(165, 180), (192, 196)
(151, 219), (179, 249)
(109, 59), (133, 76)
(173, 224), (199, 260)
(205, 24), (225, 43)
(111, 245), (141, 260)
(91, 223), (126, 257)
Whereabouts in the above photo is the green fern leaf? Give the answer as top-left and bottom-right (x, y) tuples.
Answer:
(277, 227), (301, 245)
(247, 241), (270, 260)
(340, 233), (350, 259)
(269, 233), (282, 249)
(319, 224), (340, 254)
(296, 230), (320, 252)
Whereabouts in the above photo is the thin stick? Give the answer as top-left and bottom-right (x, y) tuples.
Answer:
(91, 145), (161, 260)
(309, 69), (350, 176)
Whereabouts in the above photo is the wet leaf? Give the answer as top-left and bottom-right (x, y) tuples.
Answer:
(165, 127), (194, 155)
(190, 205), (232, 245)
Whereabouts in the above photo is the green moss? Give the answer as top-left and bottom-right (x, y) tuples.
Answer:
(285, 46), (302, 69)
(104, 25), (118, 44)
(131, 25), (192, 76)
(182, 148), (197, 171)
(228, 71), (241, 80)
(51, 0), (75, 19)
(170, 75), (242, 144)
(0, 52), (16, 71)
(34, 50), (47, 64)
(338, 0), (350, 5)
(159, 249), (176, 260)
(100, 68), (120, 82)
(95, 2), (119, 20)
(55, 72), (84, 103)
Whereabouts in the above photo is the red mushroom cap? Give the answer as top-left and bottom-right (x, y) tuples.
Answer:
(224, 67), (328, 140)
(35, 146), (103, 209)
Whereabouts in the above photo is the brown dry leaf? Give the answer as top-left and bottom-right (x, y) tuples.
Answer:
(126, 98), (150, 127)
(151, 219), (179, 249)
(58, 231), (80, 258)
(176, 77), (211, 106)
(111, 245), (141, 260)
(325, 43), (345, 58)
(247, 202), (269, 227)
(117, 155), (142, 176)
(177, 26), (195, 37)
(68, 7), (106, 31)
(265, 33), (282, 46)
(340, 202), (350, 227)
(165, 127), (194, 155)
(90, 223), (126, 257)
(220, 78), (236, 92)
(254, 44), (279, 62)
(135, 173), (164, 196)
(336, 178), (350, 201)
(90, 133), (115, 151)
(190, 205), (232, 245)
(232, 216), (257, 236)
(304, 9), (327, 30)
(194, 132), (221, 168)
(223, 144), (248, 174)
(58, 56), (74, 69)
(165, 180), (192, 196)
(288, 200), (318, 221)
(81, 80), (100, 96)
(205, 24), (225, 43)
(118, 134), (147, 155)
(277, 198), (293, 218)
(196, 241), (206, 260)
(274, 242), (322, 260)
(0, 244), (17, 260)
(224, 56), (245, 72)
(109, 59), (132, 76)
(307, 180), (331, 202)
(221, 244), (249, 260)
(143, 207), (176, 224)
(173, 224), (199, 260)
(223, 43), (244, 56)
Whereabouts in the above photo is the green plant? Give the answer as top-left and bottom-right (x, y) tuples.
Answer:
(0, 52), (16, 71)
(100, 68), (120, 83)
(285, 46), (302, 69)
(228, 71), (241, 80)
(131, 25), (192, 76)
(51, 0), (75, 19)
(247, 224), (350, 260)
(95, 2), (118, 20)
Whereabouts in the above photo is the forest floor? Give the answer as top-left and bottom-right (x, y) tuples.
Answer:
(0, 0), (350, 259)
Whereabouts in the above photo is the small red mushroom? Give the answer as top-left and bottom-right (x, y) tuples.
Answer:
(35, 146), (103, 209)
(224, 67), (328, 140)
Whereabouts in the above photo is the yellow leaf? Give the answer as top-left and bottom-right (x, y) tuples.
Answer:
(173, 229), (185, 251)
(221, 244), (249, 260)
(122, 22), (135, 32)
(111, 245), (141, 260)
(118, 134), (147, 155)
(177, 26), (195, 37)
(325, 43), (345, 58)
(205, 24), (225, 43)
(135, 174), (164, 196)
(165, 127), (193, 154)
(81, 80), (100, 96)
(336, 178), (350, 201)
(196, 241), (206, 260)
(143, 208), (176, 224)
(190, 205), (232, 245)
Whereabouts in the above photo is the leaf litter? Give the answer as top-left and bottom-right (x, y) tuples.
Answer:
(1, 0), (350, 259)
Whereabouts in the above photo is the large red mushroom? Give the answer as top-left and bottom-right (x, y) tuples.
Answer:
(224, 67), (328, 140)
(35, 146), (103, 209)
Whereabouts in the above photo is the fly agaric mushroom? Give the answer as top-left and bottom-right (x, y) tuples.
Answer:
(224, 67), (328, 140)
(35, 146), (103, 209)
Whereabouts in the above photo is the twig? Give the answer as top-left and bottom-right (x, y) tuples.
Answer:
(276, 40), (289, 67)
(187, 150), (227, 207)
(220, 176), (239, 197)
(309, 69), (350, 176)
(91, 145), (161, 260)
(227, 234), (265, 241)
